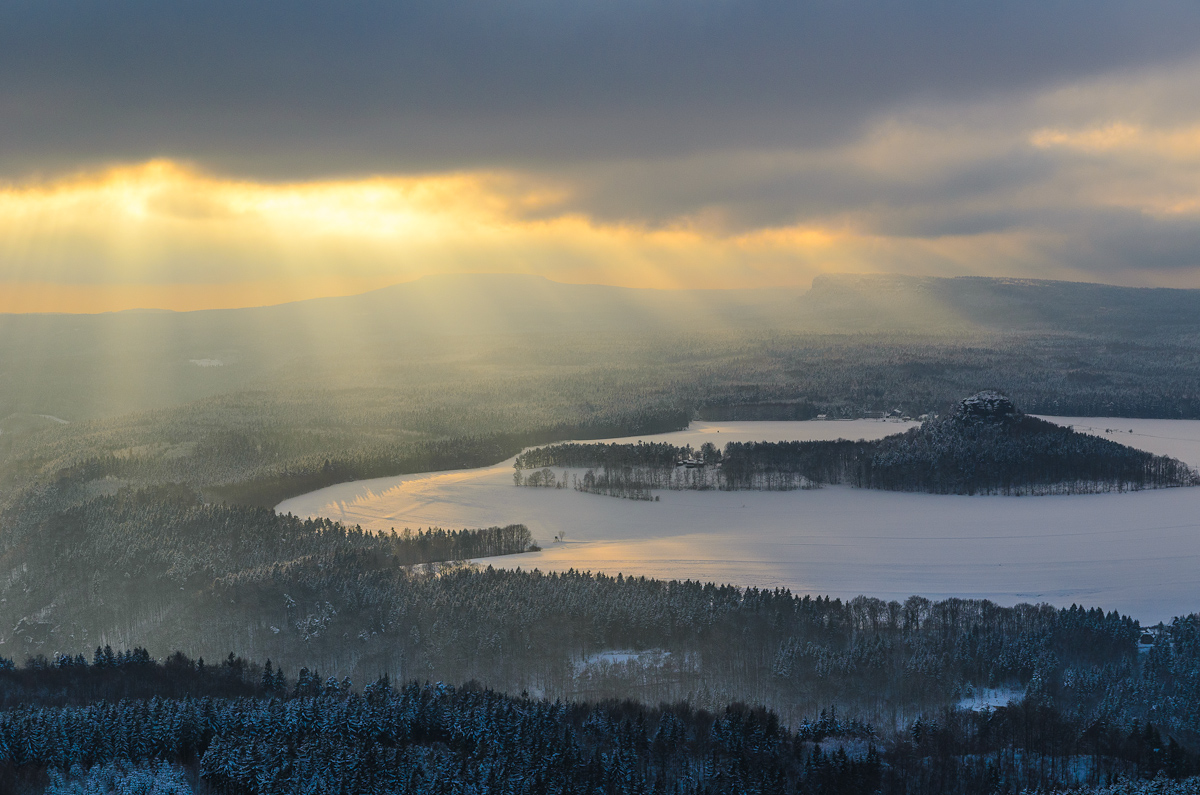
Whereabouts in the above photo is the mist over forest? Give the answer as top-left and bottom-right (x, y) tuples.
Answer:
(2, 274), (1200, 794)
(9, 0), (1200, 787)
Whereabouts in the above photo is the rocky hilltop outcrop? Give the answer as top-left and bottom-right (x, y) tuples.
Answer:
(957, 390), (1017, 420)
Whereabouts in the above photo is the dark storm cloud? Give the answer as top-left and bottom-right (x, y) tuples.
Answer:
(4, 0), (1200, 177)
(532, 144), (1058, 232)
(1065, 211), (1200, 274)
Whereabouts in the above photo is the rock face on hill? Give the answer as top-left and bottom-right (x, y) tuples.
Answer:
(957, 390), (1016, 420)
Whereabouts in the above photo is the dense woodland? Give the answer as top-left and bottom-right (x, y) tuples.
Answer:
(0, 647), (1197, 794)
(5, 277), (1200, 525)
(3, 279), (1200, 791)
(517, 394), (1199, 498)
(8, 274), (1200, 428)
(3, 483), (1200, 747)
(1, 396), (1199, 792)
(5, 329), (1200, 513)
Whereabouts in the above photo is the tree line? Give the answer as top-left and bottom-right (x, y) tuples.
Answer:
(9, 478), (1200, 743)
(0, 649), (1196, 794)
(516, 408), (1198, 498)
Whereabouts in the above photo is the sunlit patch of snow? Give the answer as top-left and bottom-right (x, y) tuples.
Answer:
(35, 414), (69, 424)
(573, 649), (678, 676)
(278, 418), (1200, 623)
(957, 686), (1023, 711)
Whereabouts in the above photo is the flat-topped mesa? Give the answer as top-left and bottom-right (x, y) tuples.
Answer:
(957, 390), (1017, 422)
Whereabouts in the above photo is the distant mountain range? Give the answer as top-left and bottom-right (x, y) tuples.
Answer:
(800, 273), (1200, 338)
(2, 272), (1198, 422)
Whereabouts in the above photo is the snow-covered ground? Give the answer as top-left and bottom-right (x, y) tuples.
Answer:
(957, 686), (1024, 712)
(276, 418), (1200, 623)
(35, 414), (70, 424)
(573, 649), (682, 676)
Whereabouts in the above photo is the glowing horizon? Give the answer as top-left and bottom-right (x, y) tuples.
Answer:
(3, 143), (1199, 314)
(0, 159), (882, 313)
(5, 4), (1200, 312)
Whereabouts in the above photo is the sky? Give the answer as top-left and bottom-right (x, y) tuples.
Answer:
(5, 1), (1200, 312)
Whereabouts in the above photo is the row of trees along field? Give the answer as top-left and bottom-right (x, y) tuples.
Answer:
(0, 649), (1196, 794)
(515, 394), (1199, 498)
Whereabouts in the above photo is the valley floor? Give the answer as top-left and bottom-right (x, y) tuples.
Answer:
(277, 418), (1200, 624)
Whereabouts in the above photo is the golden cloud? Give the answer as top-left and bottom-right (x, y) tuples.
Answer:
(0, 160), (904, 312)
(2, 145), (1199, 314)
(1031, 122), (1200, 160)
(1027, 123), (1200, 219)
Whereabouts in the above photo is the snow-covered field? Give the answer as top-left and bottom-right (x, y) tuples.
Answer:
(276, 418), (1200, 623)
(958, 687), (1025, 712)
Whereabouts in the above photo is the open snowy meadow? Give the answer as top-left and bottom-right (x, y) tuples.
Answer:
(277, 418), (1200, 623)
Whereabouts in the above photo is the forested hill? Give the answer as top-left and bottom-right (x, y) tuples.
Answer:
(0, 645), (1198, 794)
(518, 392), (1199, 496)
(11, 476), (1200, 747)
(3, 478), (1200, 791)
(852, 393), (1198, 494)
(800, 274), (1200, 341)
(6, 272), (1200, 425)
(0, 655), (880, 795)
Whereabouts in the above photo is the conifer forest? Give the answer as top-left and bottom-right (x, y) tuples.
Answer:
(11, 0), (1200, 785)
(2, 278), (1200, 793)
